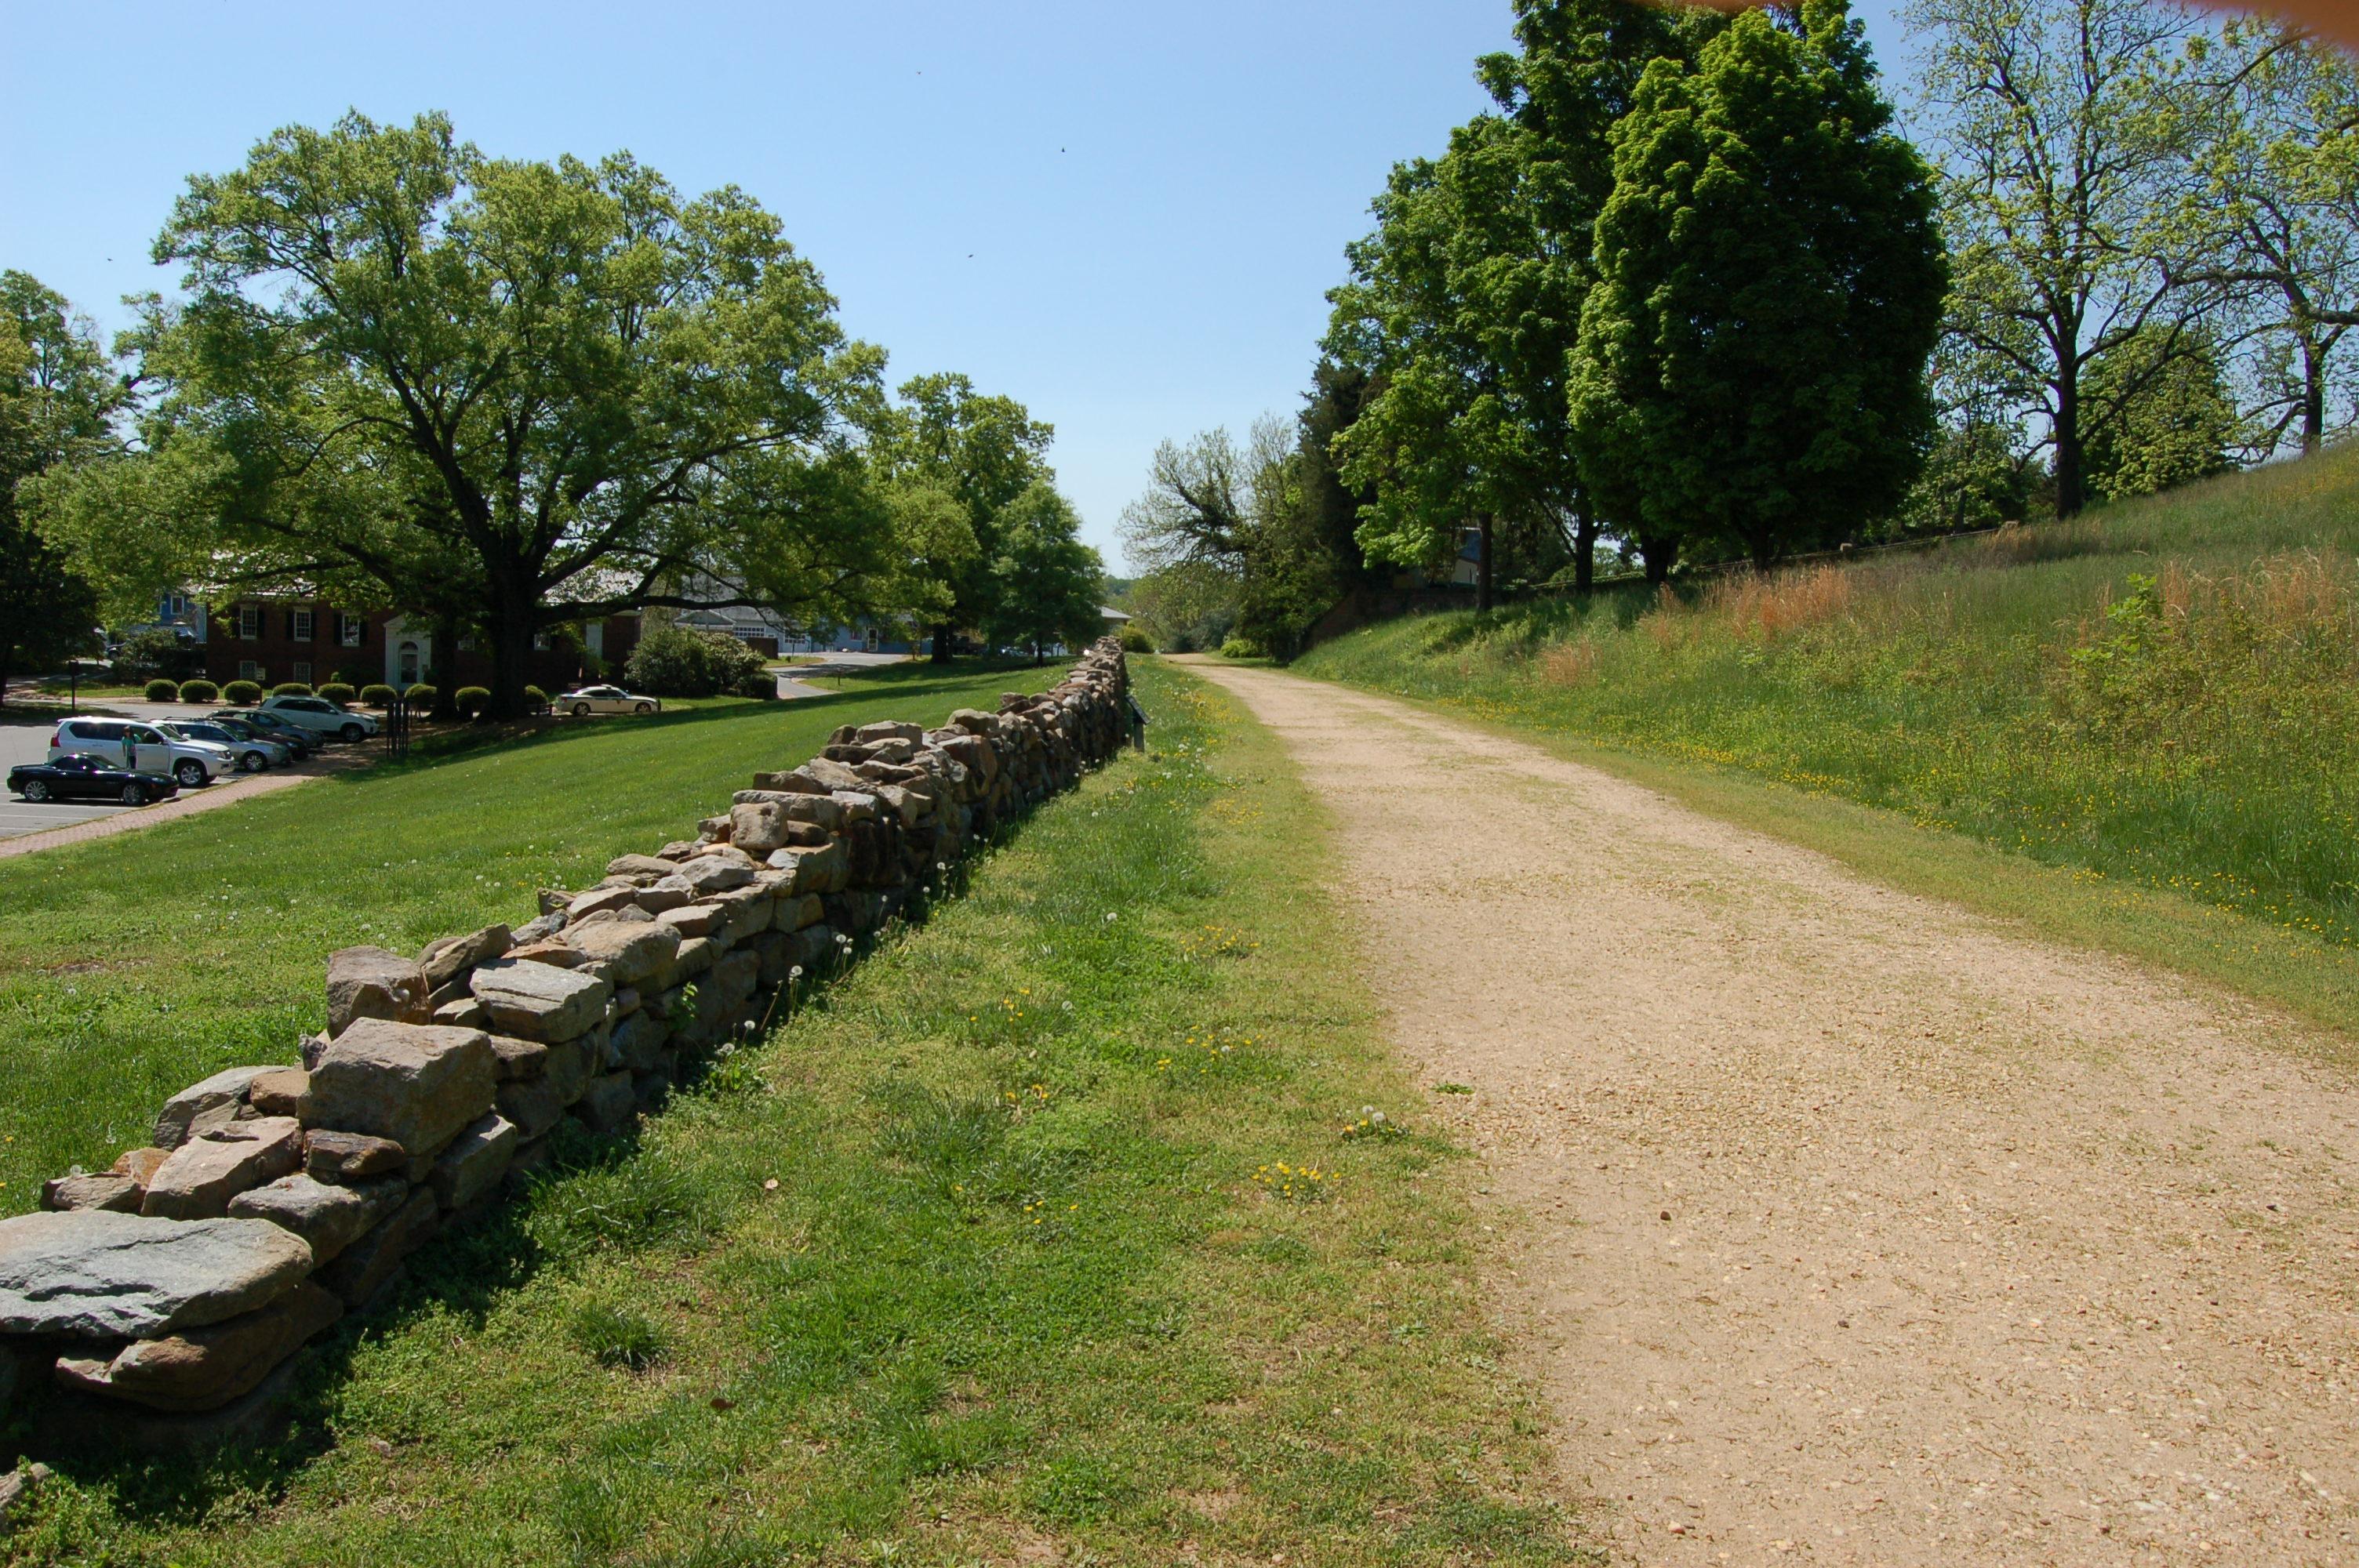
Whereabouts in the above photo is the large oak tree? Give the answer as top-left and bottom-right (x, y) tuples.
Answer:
(38, 112), (889, 716)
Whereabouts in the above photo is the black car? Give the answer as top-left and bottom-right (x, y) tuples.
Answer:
(8, 755), (181, 805)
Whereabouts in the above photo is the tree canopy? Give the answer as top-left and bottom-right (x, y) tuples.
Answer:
(1570, 0), (1946, 572)
(1, 271), (116, 700)
(34, 111), (892, 715)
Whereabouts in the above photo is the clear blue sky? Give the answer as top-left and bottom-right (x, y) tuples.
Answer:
(1, 0), (1910, 572)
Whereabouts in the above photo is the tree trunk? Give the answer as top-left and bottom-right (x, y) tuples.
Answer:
(2300, 334), (2325, 455)
(1572, 500), (1597, 594)
(1475, 514), (1495, 613)
(485, 584), (536, 721)
(930, 621), (954, 664)
(1640, 533), (1674, 586)
(2054, 356), (2085, 519)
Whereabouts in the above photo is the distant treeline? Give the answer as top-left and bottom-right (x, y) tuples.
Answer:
(1121, 0), (2359, 658)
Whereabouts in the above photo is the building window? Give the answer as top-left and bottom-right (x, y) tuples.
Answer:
(293, 609), (314, 641)
(533, 630), (551, 650)
(292, 661), (313, 684)
(238, 604), (260, 641)
(238, 659), (263, 681)
(340, 615), (363, 647)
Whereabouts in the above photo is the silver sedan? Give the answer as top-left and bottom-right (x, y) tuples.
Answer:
(559, 684), (663, 717)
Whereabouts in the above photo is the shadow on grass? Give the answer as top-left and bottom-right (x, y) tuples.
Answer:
(11, 816), (1011, 1524)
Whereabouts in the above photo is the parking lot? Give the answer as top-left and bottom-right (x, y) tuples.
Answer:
(0, 705), (371, 850)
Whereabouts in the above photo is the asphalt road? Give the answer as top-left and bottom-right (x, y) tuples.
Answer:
(0, 714), (147, 837)
(0, 698), (244, 841)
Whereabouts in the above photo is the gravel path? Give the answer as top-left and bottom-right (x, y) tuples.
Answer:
(1184, 660), (2359, 1567)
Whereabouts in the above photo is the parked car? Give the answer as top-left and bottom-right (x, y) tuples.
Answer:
(159, 719), (289, 773)
(259, 693), (380, 743)
(7, 755), (180, 806)
(216, 709), (321, 758)
(559, 684), (662, 717)
(47, 717), (231, 788)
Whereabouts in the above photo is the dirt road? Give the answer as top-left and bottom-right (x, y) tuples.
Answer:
(1185, 661), (2359, 1567)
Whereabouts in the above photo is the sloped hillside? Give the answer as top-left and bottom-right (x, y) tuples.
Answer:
(1296, 442), (2359, 954)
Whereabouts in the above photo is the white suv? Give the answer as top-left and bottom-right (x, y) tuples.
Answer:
(49, 718), (231, 789)
(259, 694), (380, 743)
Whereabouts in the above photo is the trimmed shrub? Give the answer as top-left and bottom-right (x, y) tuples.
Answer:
(402, 683), (439, 711)
(143, 678), (180, 701)
(176, 679), (219, 703)
(271, 681), (314, 698)
(222, 680), (263, 705)
(454, 685), (491, 718)
(1115, 623), (1154, 654)
(317, 681), (357, 706)
(359, 684), (398, 708)
(733, 670), (778, 700)
(523, 684), (550, 712)
(623, 624), (768, 698)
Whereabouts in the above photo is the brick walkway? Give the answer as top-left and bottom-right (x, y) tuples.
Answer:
(0, 753), (374, 861)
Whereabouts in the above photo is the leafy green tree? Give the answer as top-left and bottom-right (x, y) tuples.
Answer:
(0, 273), (117, 702)
(873, 372), (1054, 662)
(1882, 422), (2035, 539)
(1121, 560), (1238, 654)
(1474, 0), (1699, 588)
(2081, 327), (2241, 501)
(2149, 19), (2359, 454)
(32, 112), (887, 717)
(984, 482), (1103, 662)
(1910, 0), (2205, 517)
(1570, 0), (1945, 572)
(1328, 116), (1558, 609)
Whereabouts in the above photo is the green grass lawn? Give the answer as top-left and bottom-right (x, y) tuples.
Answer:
(1293, 441), (2359, 1035)
(5, 658), (1576, 1567)
(0, 662), (1059, 1215)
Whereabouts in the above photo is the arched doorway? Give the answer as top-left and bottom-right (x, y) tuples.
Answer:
(398, 641), (421, 686)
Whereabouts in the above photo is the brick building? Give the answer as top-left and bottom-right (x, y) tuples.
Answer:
(205, 597), (641, 693)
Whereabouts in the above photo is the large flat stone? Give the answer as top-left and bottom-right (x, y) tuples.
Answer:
(563, 919), (680, 988)
(428, 1114), (518, 1210)
(42, 1173), (140, 1214)
(303, 1130), (407, 1183)
(419, 924), (511, 991)
(765, 838), (849, 895)
(677, 855), (756, 895)
(227, 1173), (408, 1265)
(315, 1186), (440, 1308)
(55, 1282), (343, 1413)
(496, 1076), (566, 1141)
(153, 1065), (275, 1151)
(140, 1118), (305, 1220)
(325, 946), (430, 1038)
(469, 959), (611, 1042)
(0, 1211), (313, 1338)
(486, 1033), (548, 1081)
(304, 1019), (496, 1156)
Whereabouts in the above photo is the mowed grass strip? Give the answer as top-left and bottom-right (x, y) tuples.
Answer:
(1292, 442), (2359, 1041)
(0, 662), (1061, 1213)
(7, 657), (1578, 1567)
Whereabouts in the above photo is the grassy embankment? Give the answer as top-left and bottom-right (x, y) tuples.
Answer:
(3, 658), (1577, 1566)
(1295, 441), (2359, 1045)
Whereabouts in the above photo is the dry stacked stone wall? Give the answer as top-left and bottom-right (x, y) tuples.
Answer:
(0, 641), (1131, 1443)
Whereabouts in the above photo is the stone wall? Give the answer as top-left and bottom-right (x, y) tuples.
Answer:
(0, 642), (1131, 1444)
